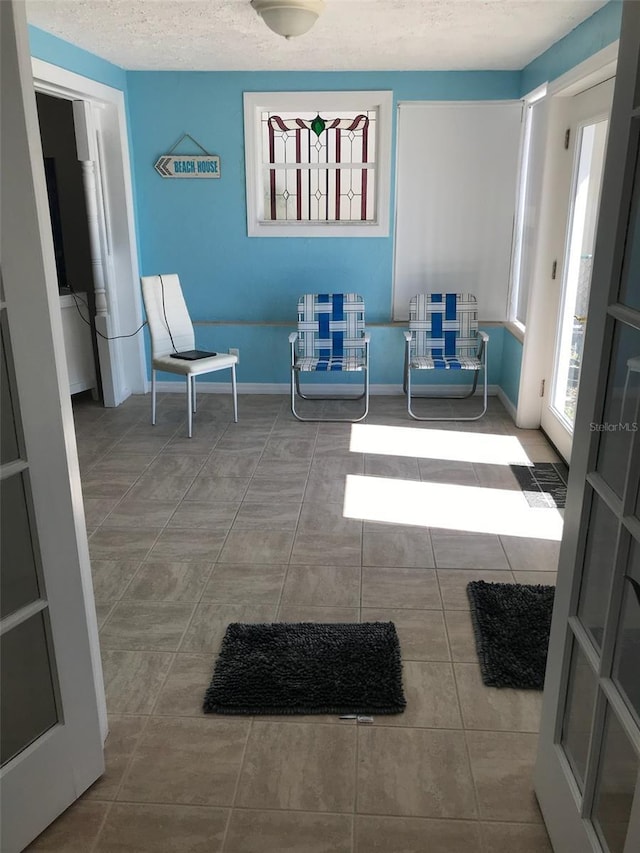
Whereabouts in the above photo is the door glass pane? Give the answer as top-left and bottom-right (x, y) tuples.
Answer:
(593, 706), (639, 853)
(1, 314), (20, 465)
(618, 125), (640, 310)
(0, 612), (59, 766)
(613, 549), (640, 722)
(577, 493), (618, 650)
(552, 120), (608, 426)
(0, 473), (41, 619)
(596, 322), (640, 498)
(561, 637), (598, 790)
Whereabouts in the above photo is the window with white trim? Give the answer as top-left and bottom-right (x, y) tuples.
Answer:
(243, 91), (392, 237)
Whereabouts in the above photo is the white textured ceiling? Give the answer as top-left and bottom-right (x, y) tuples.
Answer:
(26, 0), (608, 72)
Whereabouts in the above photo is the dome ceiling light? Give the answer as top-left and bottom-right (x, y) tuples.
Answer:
(251, 0), (326, 40)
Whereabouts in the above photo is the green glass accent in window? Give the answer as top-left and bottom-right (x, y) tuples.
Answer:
(310, 114), (326, 137)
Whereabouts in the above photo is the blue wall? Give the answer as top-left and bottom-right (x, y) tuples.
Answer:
(500, 328), (523, 408)
(520, 0), (622, 95)
(28, 25), (127, 90)
(128, 71), (519, 325)
(28, 3), (621, 391)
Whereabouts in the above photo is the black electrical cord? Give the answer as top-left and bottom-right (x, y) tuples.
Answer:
(66, 285), (147, 340)
(159, 273), (179, 352)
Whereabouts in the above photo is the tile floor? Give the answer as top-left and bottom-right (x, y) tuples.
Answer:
(27, 392), (562, 853)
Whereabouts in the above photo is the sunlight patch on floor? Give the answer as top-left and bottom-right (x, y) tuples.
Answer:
(343, 474), (563, 540)
(349, 423), (535, 465)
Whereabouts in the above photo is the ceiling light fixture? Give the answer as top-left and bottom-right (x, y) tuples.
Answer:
(251, 0), (325, 40)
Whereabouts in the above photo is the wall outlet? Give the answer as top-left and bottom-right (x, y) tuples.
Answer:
(229, 347), (239, 364)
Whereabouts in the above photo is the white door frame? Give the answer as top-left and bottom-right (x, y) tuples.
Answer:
(1, 3), (105, 849)
(516, 42), (618, 432)
(31, 58), (146, 405)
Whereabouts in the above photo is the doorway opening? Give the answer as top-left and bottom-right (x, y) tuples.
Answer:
(35, 91), (101, 401)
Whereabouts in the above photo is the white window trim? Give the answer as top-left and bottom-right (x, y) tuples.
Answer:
(243, 90), (392, 238)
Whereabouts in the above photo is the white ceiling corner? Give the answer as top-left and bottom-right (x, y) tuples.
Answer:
(26, 0), (609, 72)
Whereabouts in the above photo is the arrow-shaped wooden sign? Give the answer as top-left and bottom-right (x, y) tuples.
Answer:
(154, 154), (221, 179)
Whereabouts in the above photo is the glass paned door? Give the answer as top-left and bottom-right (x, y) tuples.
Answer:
(534, 7), (640, 850)
(552, 119), (609, 426)
(540, 77), (614, 462)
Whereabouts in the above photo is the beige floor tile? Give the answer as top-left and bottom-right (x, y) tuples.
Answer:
(89, 528), (160, 561)
(480, 821), (552, 852)
(95, 602), (116, 628)
(125, 474), (195, 502)
(362, 568), (441, 610)
(26, 800), (109, 852)
(83, 497), (121, 528)
(118, 717), (249, 806)
(291, 531), (362, 566)
(362, 608), (450, 661)
(473, 463), (522, 490)
(184, 475), (250, 503)
(355, 815), (482, 853)
(431, 531), (510, 570)
(232, 502), (301, 530)
(101, 499), (178, 529)
(81, 471), (140, 499)
(215, 431), (271, 453)
(445, 610), (478, 662)
(276, 604), (360, 622)
(365, 455), (421, 479)
(167, 502), (238, 531)
(89, 452), (156, 477)
(455, 663), (542, 732)
(124, 560), (213, 602)
(225, 809), (353, 853)
(101, 650), (174, 714)
(304, 473), (349, 504)
(180, 603), (277, 654)
(298, 501), (363, 535)
(513, 571), (558, 586)
(153, 653), (212, 716)
(418, 459), (479, 486)
(205, 450), (262, 478)
(500, 536), (560, 573)
(218, 530), (294, 564)
(383, 661), (461, 728)
(243, 475), (309, 503)
(262, 436), (317, 460)
(85, 715), (148, 801)
(202, 563), (287, 604)
(100, 601), (195, 651)
(281, 564), (361, 607)
(253, 457), (311, 478)
(466, 731), (542, 822)
(95, 803), (228, 853)
(357, 727), (476, 818)
(146, 529), (226, 562)
(91, 560), (141, 602)
(363, 528), (435, 568)
(437, 570), (514, 610)
(309, 454), (364, 476)
(236, 721), (356, 812)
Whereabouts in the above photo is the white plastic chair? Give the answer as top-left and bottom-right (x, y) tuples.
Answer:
(140, 274), (237, 437)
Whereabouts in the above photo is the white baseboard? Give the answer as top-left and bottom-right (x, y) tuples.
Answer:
(150, 381), (501, 397)
(496, 386), (517, 421)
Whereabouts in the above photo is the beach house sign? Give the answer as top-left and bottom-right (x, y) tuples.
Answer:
(154, 133), (221, 179)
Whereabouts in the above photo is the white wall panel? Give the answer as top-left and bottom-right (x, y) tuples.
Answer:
(393, 101), (522, 320)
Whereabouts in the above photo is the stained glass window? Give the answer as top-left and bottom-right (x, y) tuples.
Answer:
(260, 110), (377, 223)
(244, 91), (392, 238)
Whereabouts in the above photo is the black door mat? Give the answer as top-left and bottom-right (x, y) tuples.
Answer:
(467, 581), (555, 689)
(511, 462), (568, 508)
(203, 622), (406, 716)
